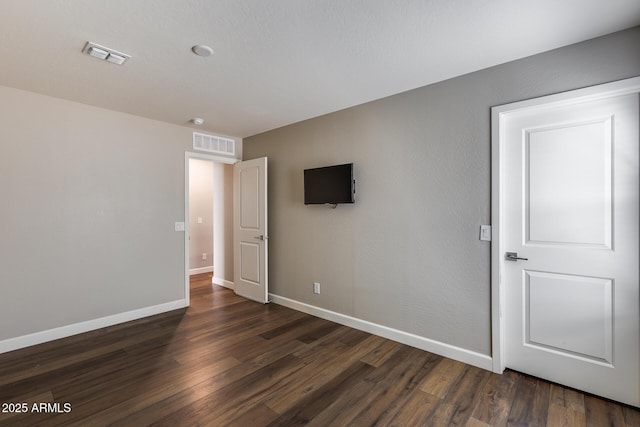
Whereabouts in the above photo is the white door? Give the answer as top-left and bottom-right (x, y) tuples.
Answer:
(234, 157), (268, 303)
(499, 86), (639, 406)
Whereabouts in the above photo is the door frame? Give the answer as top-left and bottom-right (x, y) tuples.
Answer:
(490, 76), (640, 373)
(184, 152), (239, 306)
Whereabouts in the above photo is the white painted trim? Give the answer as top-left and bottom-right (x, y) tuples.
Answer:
(185, 151), (240, 308)
(184, 154), (191, 307)
(187, 151), (239, 164)
(0, 299), (187, 355)
(490, 76), (640, 374)
(270, 294), (492, 371)
(212, 277), (234, 290)
(492, 76), (640, 117)
(190, 266), (213, 275)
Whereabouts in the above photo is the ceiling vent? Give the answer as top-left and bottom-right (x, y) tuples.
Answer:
(193, 132), (236, 156)
(82, 42), (131, 65)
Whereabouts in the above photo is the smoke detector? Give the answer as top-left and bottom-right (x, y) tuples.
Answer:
(82, 42), (131, 65)
(191, 44), (214, 57)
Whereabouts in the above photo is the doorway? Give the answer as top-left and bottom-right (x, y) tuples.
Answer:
(188, 158), (214, 277)
(184, 152), (238, 305)
(491, 77), (640, 407)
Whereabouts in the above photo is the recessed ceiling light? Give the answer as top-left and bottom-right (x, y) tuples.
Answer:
(191, 44), (214, 57)
(192, 118), (205, 125)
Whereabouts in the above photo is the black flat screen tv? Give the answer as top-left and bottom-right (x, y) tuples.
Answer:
(304, 163), (355, 205)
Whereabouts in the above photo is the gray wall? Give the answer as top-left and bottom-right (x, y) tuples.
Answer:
(189, 158), (214, 271)
(0, 86), (240, 342)
(244, 27), (640, 355)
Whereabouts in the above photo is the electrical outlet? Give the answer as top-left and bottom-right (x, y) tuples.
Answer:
(202, 253), (207, 260)
(313, 282), (321, 294)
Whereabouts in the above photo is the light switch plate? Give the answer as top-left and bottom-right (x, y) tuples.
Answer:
(175, 221), (185, 232)
(479, 225), (492, 241)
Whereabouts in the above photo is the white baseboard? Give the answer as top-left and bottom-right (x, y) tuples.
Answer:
(213, 277), (234, 290)
(0, 299), (188, 355)
(269, 294), (493, 371)
(190, 266), (213, 275)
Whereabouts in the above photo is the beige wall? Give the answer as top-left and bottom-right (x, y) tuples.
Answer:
(244, 27), (640, 356)
(189, 158), (214, 272)
(0, 85), (240, 343)
(213, 162), (234, 283)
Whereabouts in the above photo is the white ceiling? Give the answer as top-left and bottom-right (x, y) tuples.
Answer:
(1, 1), (639, 138)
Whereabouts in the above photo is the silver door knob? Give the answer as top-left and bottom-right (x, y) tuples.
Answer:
(254, 235), (267, 241)
(505, 252), (528, 261)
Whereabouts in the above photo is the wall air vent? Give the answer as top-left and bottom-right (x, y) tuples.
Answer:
(193, 132), (236, 156)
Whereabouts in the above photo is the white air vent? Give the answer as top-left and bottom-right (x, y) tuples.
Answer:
(82, 42), (130, 65)
(193, 132), (236, 156)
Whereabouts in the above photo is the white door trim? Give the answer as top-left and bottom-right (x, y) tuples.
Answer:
(490, 76), (640, 373)
(184, 152), (239, 306)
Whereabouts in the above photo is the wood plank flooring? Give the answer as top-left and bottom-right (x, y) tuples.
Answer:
(0, 273), (638, 426)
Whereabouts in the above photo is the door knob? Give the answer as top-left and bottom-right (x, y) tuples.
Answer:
(505, 252), (528, 261)
(254, 235), (268, 241)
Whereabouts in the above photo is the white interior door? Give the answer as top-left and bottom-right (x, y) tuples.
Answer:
(499, 86), (639, 406)
(234, 157), (268, 303)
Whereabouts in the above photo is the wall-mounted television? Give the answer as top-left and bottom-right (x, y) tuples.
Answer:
(304, 163), (355, 205)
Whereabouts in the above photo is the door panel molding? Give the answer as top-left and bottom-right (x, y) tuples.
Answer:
(524, 117), (613, 248)
(524, 270), (613, 365)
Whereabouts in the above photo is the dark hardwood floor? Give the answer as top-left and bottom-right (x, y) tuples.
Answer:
(0, 273), (638, 426)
